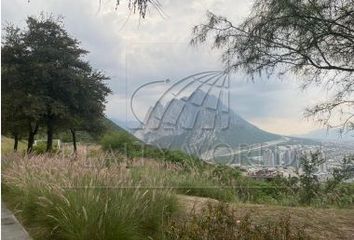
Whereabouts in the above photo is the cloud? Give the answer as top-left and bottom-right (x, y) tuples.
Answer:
(2, 0), (327, 135)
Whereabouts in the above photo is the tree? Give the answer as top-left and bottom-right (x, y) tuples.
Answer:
(299, 151), (324, 204)
(2, 14), (111, 153)
(325, 155), (354, 192)
(67, 70), (111, 152)
(2, 26), (26, 151)
(1, 25), (44, 152)
(192, 0), (354, 133)
(23, 15), (109, 152)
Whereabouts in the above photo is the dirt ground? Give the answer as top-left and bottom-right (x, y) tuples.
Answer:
(178, 195), (354, 240)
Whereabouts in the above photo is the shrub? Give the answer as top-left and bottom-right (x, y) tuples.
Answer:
(32, 141), (47, 154)
(299, 152), (323, 205)
(100, 131), (137, 153)
(164, 202), (312, 240)
(33, 141), (59, 154)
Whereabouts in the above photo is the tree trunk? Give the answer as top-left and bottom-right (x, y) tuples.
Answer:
(27, 132), (35, 153)
(46, 118), (54, 152)
(70, 129), (77, 152)
(13, 134), (19, 152)
(27, 122), (39, 153)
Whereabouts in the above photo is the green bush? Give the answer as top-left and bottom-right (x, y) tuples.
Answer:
(32, 141), (59, 154)
(100, 132), (137, 153)
(100, 132), (202, 168)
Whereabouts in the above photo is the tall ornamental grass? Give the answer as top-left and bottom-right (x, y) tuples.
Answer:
(2, 153), (177, 240)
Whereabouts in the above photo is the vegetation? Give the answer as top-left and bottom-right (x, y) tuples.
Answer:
(2, 147), (354, 239)
(165, 202), (311, 240)
(2, 4), (354, 240)
(1, 136), (27, 154)
(99, 134), (354, 207)
(2, 143), (354, 239)
(299, 152), (325, 205)
(1, 14), (111, 153)
(2, 152), (177, 240)
(100, 131), (203, 167)
(192, 0), (354, 133)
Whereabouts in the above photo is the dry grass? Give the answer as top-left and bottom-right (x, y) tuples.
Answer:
(178, 195), (354, 240)
(2, 148), (354, 239)
(165, 200), (312, 240)
(1, 150), (178, 240)
(1, 136), (27, 154)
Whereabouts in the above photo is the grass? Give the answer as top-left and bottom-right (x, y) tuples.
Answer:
(1, 136), (27, 154)
(176, 195), (354, 240)
(2, 143), (354, 239)
(2, 153), (177, 240)
(99, 132), (354, 208)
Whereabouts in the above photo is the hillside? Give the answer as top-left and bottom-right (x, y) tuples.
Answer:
(102, 118), (127, 133)
(2, 149), (354, 240)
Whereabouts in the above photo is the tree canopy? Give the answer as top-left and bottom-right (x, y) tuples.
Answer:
(2, 14), (112, 152)
(192, 0), (354, 133)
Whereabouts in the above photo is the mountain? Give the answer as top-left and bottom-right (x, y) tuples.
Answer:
(134, 89), (284, 159)
(103, 118), (127, 133)
(296, 128), (354, 142)
(110, 118), (140, 133)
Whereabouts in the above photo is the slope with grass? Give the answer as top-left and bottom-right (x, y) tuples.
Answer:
(2, 147), (354, 239)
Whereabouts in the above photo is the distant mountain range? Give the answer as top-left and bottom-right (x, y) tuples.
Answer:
(296, 128), (354, 142)
(110, 118), (140, 132)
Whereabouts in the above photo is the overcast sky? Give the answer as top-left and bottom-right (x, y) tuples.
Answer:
(2, 0), (329, 135)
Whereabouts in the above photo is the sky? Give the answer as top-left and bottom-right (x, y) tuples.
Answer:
(1, 0), (329, 135)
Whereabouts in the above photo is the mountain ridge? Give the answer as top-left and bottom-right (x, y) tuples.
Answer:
(134, 89), (288, 159)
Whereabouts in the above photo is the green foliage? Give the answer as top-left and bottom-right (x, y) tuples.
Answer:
(11, 188), (175, 240)
(165, 202), (311, 240)
(1, 14), (111, 152)
(2, 154), (177, 240)
(211, 165), (242, 185)
(100, 132), (202, 167)
(32, 141), (59, 154)
(299, 152), (324, 205)
(325, 155), (354, 193)
(100, 131), (137, 153)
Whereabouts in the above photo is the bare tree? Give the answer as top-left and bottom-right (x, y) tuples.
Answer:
(192, 0), (354, 133)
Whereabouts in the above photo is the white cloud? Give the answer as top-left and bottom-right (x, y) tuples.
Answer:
(251, 117), (319, 136)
